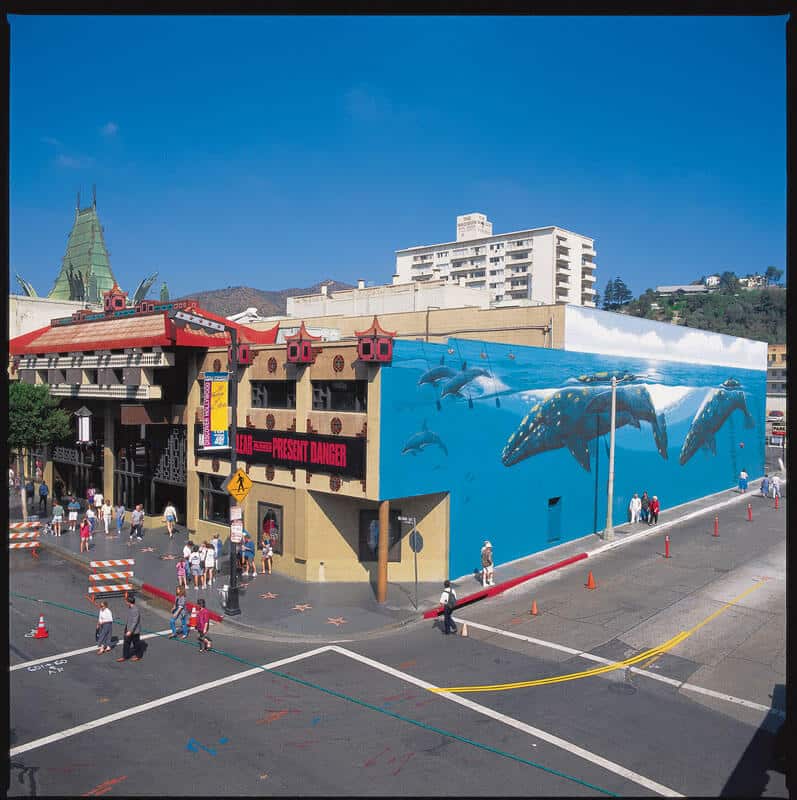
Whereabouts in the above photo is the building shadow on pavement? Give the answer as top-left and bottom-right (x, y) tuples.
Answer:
(720, 683), (789, 798)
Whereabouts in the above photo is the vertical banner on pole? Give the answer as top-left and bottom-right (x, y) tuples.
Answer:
(202, 372), (230, 450)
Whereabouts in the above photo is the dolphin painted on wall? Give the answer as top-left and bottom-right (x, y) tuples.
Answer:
(418, 365), (457, 386)
(401, 420), (448, 456)
(678, 386), (755, 466)
(501, 384), (668, 471)
(439, 367), (491, 400)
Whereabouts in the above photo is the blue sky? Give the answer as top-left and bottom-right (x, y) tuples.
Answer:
(10, 15), (787, 301)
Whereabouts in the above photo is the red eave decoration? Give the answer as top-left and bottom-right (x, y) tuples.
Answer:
(285, 321), (321, 364)
(353, 315), (397, 339)
(284, 320), (323, 343)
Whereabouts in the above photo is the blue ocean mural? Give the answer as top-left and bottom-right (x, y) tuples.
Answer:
(379, 338), (766, 581)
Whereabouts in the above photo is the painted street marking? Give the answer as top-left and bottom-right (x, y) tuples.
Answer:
(81, 775), (127, 796)
(326, 617), (347, 626)
(27, 659), (67, 675)
(453, 618), (785, 717)
(292, 604), (312, 612)
(10, 629), (172, 672)
(9, 646), (333, 756)
(329, 645), (682, 797)
(186, 737), (229, 756)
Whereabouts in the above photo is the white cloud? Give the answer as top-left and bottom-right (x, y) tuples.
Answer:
(101, 121), (119, 136)
(57, 153), (95, 169)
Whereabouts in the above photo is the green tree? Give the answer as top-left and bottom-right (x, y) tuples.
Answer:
(612, 276), (633, 307)
(764, 266), (783, 286)
(719, 271), (739, 292)
(602, 279), (615, 310)
(8, 383), (72, 520)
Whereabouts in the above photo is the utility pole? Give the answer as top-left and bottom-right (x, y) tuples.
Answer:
(225, 325), (241, 615)
(604, 376), (617, 541)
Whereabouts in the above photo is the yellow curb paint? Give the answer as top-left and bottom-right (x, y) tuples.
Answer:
(433, 580), (769, 695)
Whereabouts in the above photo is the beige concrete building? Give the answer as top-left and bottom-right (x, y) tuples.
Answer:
(8, 294), (100, 340)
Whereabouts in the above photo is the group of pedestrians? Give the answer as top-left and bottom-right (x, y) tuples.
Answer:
(628, 491), (660, 525)
(181, 536), (221, 590)
(759, 473), (782, 499)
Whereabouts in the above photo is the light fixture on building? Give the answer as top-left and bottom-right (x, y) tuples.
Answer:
(75, 406), (93, 444)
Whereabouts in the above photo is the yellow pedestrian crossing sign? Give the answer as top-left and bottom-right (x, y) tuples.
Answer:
(227, 469), (253, 503)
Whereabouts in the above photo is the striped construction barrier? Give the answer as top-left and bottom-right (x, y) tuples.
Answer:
(9, 531), (41, 539)
(89, 571), (134, 582)
(9, 525), (40, 559)
(9, 521), (41, 530)
(90, 559), (136, 572)
(89, 584), (134, 595)
(9, 541), (41, 550)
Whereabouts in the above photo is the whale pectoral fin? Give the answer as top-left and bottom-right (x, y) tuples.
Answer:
(743, 409), (755, 430)
(566, 438), (593, 472)
(439, 442), (448, 456)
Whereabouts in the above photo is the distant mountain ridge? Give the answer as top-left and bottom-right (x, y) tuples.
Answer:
(172, 280), (355, 318)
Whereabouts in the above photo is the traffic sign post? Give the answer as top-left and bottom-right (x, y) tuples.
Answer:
(399, 515), (420, 610)
(227, 469), (252, 504)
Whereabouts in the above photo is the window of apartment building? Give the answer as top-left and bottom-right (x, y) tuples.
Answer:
(199, 473), (229, 525)
(251, 380), (296, 409)
(358, 509), (402, 563)
(312, 380), (368, 412)
(489, 256), (502, 263)
(437, 251), (448, 258)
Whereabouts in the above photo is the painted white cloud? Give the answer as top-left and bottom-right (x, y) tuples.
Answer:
(564, 307), (767, 371)
(56, 153), (95, 169)
(101, 121), (119, 136)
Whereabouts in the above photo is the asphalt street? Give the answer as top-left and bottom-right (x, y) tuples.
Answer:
(8, 495), (787, 797)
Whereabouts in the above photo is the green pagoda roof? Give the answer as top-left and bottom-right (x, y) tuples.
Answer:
(49, 189), (118, 304)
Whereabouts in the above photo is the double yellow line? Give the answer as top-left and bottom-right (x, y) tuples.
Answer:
(430, 579), (768, 694)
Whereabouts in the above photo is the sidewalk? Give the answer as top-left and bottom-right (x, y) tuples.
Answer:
(13, 476), (783, 641)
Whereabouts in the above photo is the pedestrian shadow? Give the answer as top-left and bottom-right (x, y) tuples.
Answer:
(720, 683), (789, 797)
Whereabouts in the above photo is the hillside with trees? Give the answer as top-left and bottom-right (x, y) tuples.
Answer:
(612, 269), (786, 343)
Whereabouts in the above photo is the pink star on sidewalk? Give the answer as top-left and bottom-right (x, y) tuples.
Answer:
(259, 592), (279, 599)
(326, 617), (347, 627)
(139, 546), (156, 553)
(292, 603), (312, 613)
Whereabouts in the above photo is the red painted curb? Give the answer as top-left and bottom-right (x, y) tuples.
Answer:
(141, 583), (224, 622)
(422, 552), (589, 619)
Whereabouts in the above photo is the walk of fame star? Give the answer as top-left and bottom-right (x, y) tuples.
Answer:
(292, 603), (312, 612)
(326, 617), (347, 626)
(259, 592), (278, 599)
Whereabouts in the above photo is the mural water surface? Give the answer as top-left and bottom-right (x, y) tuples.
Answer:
(379, 338), (766, 581)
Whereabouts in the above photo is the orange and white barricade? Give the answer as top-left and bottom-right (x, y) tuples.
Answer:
(88, 560), (135, 597)
(9, 527), (40, 558)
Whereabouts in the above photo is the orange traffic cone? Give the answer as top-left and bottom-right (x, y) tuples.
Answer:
(34, 614), (49, 639)
(585, 571), (597, 590)
(188, 606), (198, 629)
(460, 623), (469, 637)
(530, 600), (539, 616)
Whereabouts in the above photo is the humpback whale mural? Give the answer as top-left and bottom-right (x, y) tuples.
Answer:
(501, 383), (668, 471)
(401, 420), (448, 456)
(679, 382), (754, 465)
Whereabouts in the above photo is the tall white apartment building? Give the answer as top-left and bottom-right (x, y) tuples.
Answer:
(395, 213), (598, 307)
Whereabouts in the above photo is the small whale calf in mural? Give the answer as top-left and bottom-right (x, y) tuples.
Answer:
(501, 384), (667, 471)
(679, 384), (754, 466)
(401, 420), (448, 456)
(572, 370), (639, 385)
(719, 377), (742, 389)
(418, 364), (457, 386)
(439, 366), (491, 401)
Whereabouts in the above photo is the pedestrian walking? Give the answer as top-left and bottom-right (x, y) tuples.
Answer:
(86, 485), (96, 508)
(176, 557), (188, 590)
(116, 594), (142, 662)
(94, 489), (104, 514)
(738, 469), (749, 492)
(101, 499), (113, 534)
(115, 503), (126, 536)
(38, 480), (49, 514)
(242, 534), (256, 578)
(760, 474), (770, 498)
(212, 533), (223, 574)
(480, 540), (494, 587)
(771, 474), (781, 499)
(79, 516), (91, 553)
(439, 580), (457, 635)
(163, 500), (178, 538)
(198, 541), (209, 588)
(629, 492), (642, 523)
(68, 496), (80, 532)
(196, 598), (212, 653)
(648, 495), (660, 526)
(169, 587), (188, 639)
(25, 478), (34, 509)
(95, 600), (114, 654)
(51, 500), (64, 537)
(8, 466), (14, 494)
(130, 504), (144, 540)
(204, 543), (216, 587)
(86, 506), (97, 541)
(261, 537), (273, 575)
(640, 491), (650, 523)
(53, 478), (64, 505)
(189, 545), (202, 590)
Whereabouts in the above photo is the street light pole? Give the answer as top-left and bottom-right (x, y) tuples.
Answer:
(604, 376), (617, 541)
(225, 325), (241, 615)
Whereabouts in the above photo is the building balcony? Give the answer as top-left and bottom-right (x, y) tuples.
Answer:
(506, 241), (532, 252)
(556, 254), (571, 265)
(581, 273), (596, 283)
(17, 351), (175, 371)
(556, 284), (569, 295)
(48, 383), (162, 400)
(582, 246), (596, 257)
(582, 286), (596, 296)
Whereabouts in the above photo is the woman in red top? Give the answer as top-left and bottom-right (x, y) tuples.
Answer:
(196, 598), (212, 654)
(79, 516), (91, 552)
(648, 496), (660, 526)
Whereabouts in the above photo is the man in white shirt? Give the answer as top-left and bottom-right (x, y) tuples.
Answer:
(439, 580), (457, 635)
(94, 490), (104, 511)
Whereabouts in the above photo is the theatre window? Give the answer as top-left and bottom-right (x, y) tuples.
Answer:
(258, 502), (283, 555)
(358, 509), (402, 563)
(251, 380), (296, 409)
(199, 473), (229, 525)
(312, 380), (368, 412)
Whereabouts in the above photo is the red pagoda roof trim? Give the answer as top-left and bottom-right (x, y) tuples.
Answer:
(354, 315), (397, 338)
(284, 321), (322, 342)
(8, 304), (279, 356)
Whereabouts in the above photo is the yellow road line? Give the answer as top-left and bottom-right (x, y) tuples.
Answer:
(432, 579), (768, 694)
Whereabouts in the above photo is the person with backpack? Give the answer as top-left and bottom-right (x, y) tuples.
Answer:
(480, 540), (494, 587)
(439, 580), (457, 635)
